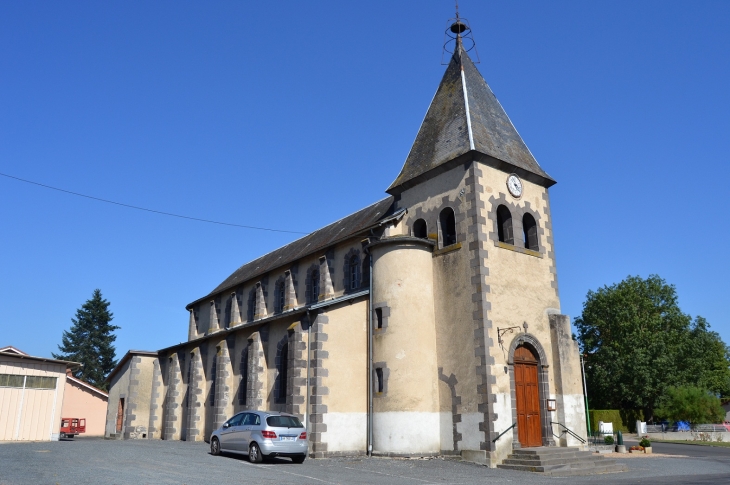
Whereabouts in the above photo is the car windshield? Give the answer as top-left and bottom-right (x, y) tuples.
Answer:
(266, 415), (303, 428)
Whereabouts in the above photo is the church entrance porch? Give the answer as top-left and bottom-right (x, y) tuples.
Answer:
(514, 345), (542, 447)
(507, 334), (555, 449)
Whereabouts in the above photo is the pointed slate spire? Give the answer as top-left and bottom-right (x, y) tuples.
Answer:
(387, 40), (555, 194)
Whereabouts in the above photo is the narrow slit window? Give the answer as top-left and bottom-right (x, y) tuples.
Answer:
(238, 347), (248, 405)
(209, 358), (217, 406)
(275, 281), (285, 313)
(375, 368), (384, 393)
(247, 290), (255, 322)
(375, 308), (383, 329)
(310, 270), (320, 304)
(349, 256), (360, 290)
(277, 342), (289, 403)
(224, 297), (232, 328)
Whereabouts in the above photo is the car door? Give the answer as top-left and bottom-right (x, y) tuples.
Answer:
(219, 413), (244, 451)
(240, 412), (261, 450)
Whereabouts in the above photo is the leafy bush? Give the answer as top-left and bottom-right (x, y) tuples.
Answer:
(639, 438), (651, 448)
(654, 386), (725, 424)
(604, 435), (615, 445)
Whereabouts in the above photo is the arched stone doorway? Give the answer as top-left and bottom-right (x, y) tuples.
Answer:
(514, 346), (541, 447)
(508, 334), (554, 448)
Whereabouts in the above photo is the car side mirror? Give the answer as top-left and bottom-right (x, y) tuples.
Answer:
(223, 423), (230, 429)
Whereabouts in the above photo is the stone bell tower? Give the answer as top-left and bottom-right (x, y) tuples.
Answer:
(373, 13), (587, 466)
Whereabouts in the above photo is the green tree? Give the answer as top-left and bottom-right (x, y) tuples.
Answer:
(679, 317), (730, 397)
(53, 289), (120, 390)
(655, 386), (725, 424)
(575, 275), (730, 420)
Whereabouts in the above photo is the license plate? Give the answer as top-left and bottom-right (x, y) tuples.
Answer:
(280, 436), (296, 441)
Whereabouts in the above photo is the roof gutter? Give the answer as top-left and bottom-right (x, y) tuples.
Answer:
(0, 352), (82, 370)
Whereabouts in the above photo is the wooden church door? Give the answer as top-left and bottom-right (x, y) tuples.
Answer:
(514, 345), (542, 447)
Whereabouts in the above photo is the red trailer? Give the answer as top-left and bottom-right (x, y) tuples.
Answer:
(60, 418), (86, 438)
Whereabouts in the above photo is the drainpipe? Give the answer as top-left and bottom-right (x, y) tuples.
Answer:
(305, 310), (312, 433)
(580, 353), (591, 438)
(365, 242), (374, 457)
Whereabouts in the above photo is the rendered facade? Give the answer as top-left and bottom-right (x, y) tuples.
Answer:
(61, 371), (109, 437)
(106, 33), (587, 467)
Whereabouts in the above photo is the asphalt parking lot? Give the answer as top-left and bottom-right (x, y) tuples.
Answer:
(2, 438), (730, 485)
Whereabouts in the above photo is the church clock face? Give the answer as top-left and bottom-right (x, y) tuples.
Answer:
(507, 174), (523, 198)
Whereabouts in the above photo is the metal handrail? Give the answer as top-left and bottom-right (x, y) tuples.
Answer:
(551, 421), (586, 444)
(493, 423), (516, 443)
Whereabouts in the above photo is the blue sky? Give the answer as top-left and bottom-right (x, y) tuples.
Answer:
(1, 1), (728, 359)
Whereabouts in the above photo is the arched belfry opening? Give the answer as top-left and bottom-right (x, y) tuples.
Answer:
(522, 213), (538, 251)
(497, 205), (514, 245)
(508, 335), (554, 449)
(439, 208), (457, 247)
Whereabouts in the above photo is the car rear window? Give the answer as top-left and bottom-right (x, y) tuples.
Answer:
(266, 416), (303, 428)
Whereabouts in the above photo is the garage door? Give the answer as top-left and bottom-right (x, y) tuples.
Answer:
(0, 373), (59, 441)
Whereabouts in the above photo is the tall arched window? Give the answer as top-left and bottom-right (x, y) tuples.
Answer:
(209, 356), (217, 406)
(348, 255), (360, 290)
(496, 205), (514, 245)
(238, 346), (248, 405)
(523, 213), (539, 251)
(276, 341), (288, 404)
(413, 219), (427, 238)
(310, 270), (320, 304)
(224, 297), (232, 329)
(247, 289), (255, 322)
(439, 207), (457, 247)
(274, 280), (285, 313)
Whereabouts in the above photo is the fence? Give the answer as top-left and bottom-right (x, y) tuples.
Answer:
(645, 424), (729, 433)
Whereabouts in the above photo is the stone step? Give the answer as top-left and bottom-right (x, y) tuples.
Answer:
(507, 450), (595, 461)
(497, 462), (627, 475)
(512, 446), (581, 455)
(497, 447), (627, 477)
(502, 456), (615, 467)
(497, 463), (570, 473)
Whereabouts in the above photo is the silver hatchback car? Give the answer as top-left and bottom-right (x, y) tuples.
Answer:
(210, 411), (307, 463)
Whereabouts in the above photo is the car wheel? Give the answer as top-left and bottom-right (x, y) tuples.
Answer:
(292, 455), (306, 464)
(210, 437), (221, 456)
(249, 443), (263, 463)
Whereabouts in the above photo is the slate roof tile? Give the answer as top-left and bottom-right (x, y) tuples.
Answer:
(387, 42), (555, 193)
(188, 197), (394, 307)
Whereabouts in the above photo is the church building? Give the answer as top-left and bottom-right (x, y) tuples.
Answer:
(105, 19), (587, 467)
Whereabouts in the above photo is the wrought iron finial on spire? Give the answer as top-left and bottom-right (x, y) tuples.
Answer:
(441, 4), (479, 64)
(451, 0), (467, 37)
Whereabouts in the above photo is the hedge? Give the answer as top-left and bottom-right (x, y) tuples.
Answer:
(589, 409), (645, 433)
